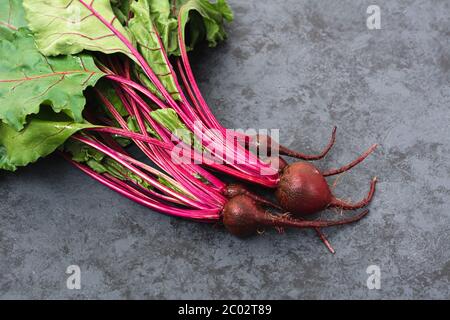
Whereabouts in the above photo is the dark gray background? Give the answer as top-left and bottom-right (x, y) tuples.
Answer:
(1, 0), (449, 299)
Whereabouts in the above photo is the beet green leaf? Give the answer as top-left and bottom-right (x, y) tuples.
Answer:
(152, 0), (233, 56)
(23, 0), (136, 60)
(128, 0), (181, 100)
(0, 28), (104, 130)
(0, 108), (97, 171)
(0, 0), (28, 36)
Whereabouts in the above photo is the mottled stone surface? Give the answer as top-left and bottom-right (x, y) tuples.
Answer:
(1, 0), (449, 299)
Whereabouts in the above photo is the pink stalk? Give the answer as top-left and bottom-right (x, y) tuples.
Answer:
(72, 134), (213, 209)
(103, 86), (227, 204)
(80, 1), (278, 187)
(118, 83), (279, 187)
(80, 1), (205, 150)
(176, 59), (222, 131)
(177, 18), (224, 132)
(63, 152), (220, 221)
(208, 162), (279, 187)
(150, 22), (199, 124)
(86, 127), (172, 150)
(108, 74), (273, 176)
(79, 0), (178, 109)
(104, 173), (184, 205)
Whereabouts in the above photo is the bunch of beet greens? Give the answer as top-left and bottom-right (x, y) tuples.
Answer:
(0, 0), (378, 253)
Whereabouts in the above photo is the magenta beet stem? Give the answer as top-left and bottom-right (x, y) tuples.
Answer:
(177, 19), (224, 132)
(81, 1), (278, 187)
(63, 153), (220, 221)
(176, 59), (219, 131)
(109, 75), (274, 178)
(109, 73), (279, 181)
(98, 88), (227, 205)
(72, 134), (213, 209)
(151, 22), (199, 124)
(86, 127), (172, 150)
(78, 0), (178, 110)
(105, 173), (184, 205)
(106, 75), (169, 110)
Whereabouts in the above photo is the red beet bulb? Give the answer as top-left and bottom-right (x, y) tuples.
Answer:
(222, 195), (369, 238)
(276, 145), (378, 215)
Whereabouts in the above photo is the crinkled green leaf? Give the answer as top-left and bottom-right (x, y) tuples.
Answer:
(149, 0), (233, 56)
(0, 28), (104, 130)
(158, 175), (186, 195)
(0, 108), (96, 171)
(150, 108), (200, 150)
(0, 0), (28, 38)
(150, 108), (187, 135)
(64, 139), (153, 190)
(127, 116), (159, 138)
(95, 79), (128, 117)
(64, 139), (104, 163)
(148, 0), (179, 54)
(65, 140), (187, 194)
(128, 0), (181, 101)
(178, 0), (233, 51)
(23, 0), (136, 60)
(193, 172), (211, 185)
(110, 0), (132, 26)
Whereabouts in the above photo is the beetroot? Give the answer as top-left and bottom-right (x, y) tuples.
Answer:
(222, 195), (369, 238)
(224, 183), (335, 253)
(246, 127), (337, 160)
(276, 145), (378, 215)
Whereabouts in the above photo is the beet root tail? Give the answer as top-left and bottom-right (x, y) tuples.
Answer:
(287, 213), (335, 253)
(263, 214), (337, 253)
(329, 177), (377, 210)
(314, 228), (335, 254)
(279, 126), (337, 160)
(224, 184), (282, 209)
(262, 209), (369, 229)
(247, 192), (283, 210)
(322, 144), (377, 177)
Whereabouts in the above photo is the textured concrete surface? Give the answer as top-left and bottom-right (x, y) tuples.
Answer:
(1, 0), (450, 299)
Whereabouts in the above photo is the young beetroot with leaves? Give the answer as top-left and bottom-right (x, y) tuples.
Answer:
(0, 0), (376, 252)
